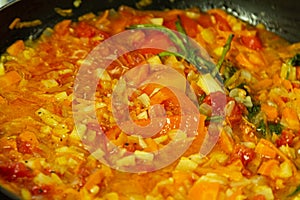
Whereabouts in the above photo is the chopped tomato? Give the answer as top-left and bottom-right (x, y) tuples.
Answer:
(198, 13), (213, 28)
(163, 14), (199, 37)
(180, 15), (199, 37)
(140, 32), (174, 53)
(74, 21), (97, 38)
(228, 102), (246, 124)
(276, 130), (295, 147)
(54, 20), (71, 36)
(0, 162), (33, 181)
(16, 131), (39, 154)
(32, 185), (53, 195)
(232, 144), (255, 166)
(241, 35), (263, 50)
(163, 17), (177, 31)
(212, 13), (231, 31)
(74, 21), (109, 39)
(203, 91), (227, 116)
(134, 48), (164, 56)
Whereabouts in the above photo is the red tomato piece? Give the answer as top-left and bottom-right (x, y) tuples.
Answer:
(32, 185), (53, 195)
(0, 162), (33, 181)
(54, 20), (71, 36)
(163, 14), (199, 37)
(241, 35), (263, 50)
(74, 21), (109, 39)
(139, 32), (175, 53)
(198, 13), (213, 28)
(213, 13), (232, 31)
(74, 22), (97, 38)
(232, 144), (255, 166)
(228, 102), (246, 124)
(134, 48), (164, 55)
(180, 15), (199, 37)
(163, 17), (177, 31)
(276, 130), (295, 147)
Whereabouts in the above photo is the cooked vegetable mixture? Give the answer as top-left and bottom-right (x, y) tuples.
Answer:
(1, 5), (300, 200)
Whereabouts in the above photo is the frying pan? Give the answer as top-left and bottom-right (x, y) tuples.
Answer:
(0, 0), (299, 199)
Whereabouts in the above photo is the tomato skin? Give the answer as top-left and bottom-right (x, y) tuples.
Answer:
(241, 35), (263, 50)
(0, 162), (32, 181)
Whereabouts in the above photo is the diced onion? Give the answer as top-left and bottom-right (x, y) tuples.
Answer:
(168, 129), (187, 141)
(0, 62), (5, 76)
(147, 55), (162, 65)
(153, 135), (168, 144)
(90, 148), (105, 160)
(175, 157), (198, 172)
(41, 79), (59, 89)
(150, 18), (164, 25)
(103, 192), (119, 200)
(197, 73), (223, 94)
(137, 93), (151, 107)
(134, 150), (154, 162)
(54, 91), (68, 101)
(115, 155), (136, 167)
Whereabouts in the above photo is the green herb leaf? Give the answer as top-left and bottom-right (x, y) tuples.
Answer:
(158, 51), (186, 58)
(288, 53), (300, 66)
(212, 34), (234, 77)
(257, 120), (267, 136)
(198, 94), (206, 104)
(128, 23), (215, 75)
(268, 122), (283, 135)
(222, 60), (237, 81)
(175, 16), (187, 35)
(247, 104), (261, 120)
(128, 24), (187, 54)
(289, 185), (300, 197)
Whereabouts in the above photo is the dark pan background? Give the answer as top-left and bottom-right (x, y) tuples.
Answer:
(0, 0), (299, 199)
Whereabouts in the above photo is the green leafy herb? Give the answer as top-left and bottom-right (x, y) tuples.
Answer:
(268, 122), (283, 135)
(247, 104), (261, 120)
(222, 60), (237, 81)
(289, 185), (300, 197)
(288, 53), (300, 66)
(236, 83), (247, 89)
(130, 23), (214, 73)
(212, 34), (234, 77)
(256, 120), (267, 136)
(175, 16), (187, 35)
(158, 51), (185, 58)
(128, 24), (188, 55)
(198, 94), (206, 104)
